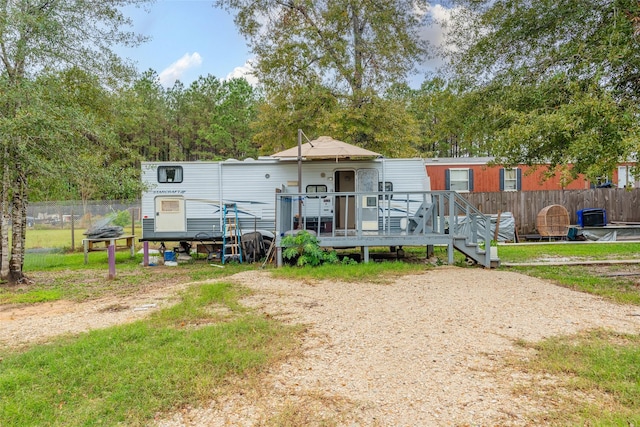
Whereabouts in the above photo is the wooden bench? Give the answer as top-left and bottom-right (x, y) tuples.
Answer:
(83, 235), (135, 264)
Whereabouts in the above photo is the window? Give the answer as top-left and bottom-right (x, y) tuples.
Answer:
(158, 166), (183, 183)
(161, 200), (181, 212)
(306, 184), (327, 198)
(500, 168), (521, 191)
(594, 175), (612, 188)
(378, 181), (393, 200)
(445, 169), (474, 192)
(618, 166), (636, 189)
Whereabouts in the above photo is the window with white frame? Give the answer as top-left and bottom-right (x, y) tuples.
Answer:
(378, 181), (393, 200)
(501, 168), (520, 191)
(306, 184), (328, 198)
(594, 175), (611, 188)
(446, 169), (473, 192)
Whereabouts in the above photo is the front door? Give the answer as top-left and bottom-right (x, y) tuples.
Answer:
(154, 196), (186, 232)
(335, 170), (355, 229)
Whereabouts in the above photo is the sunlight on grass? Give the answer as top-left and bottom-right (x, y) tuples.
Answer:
(0, 289), (63, 304)
(25, 226), (143, 251)
(24, 251), (141, 272)
(515, 330), (640, 425)
(498, 241), (640, 264)
(0, 282), (300, 427)
(270, 260), (430, 283)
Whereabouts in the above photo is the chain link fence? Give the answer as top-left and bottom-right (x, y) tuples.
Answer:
(25, 200), (141, 253)
(27, 200), (141, 230)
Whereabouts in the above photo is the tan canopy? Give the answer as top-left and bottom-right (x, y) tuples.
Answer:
(271, 136), (381, 160)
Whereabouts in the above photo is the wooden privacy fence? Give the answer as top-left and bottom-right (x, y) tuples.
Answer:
(461, 188), (640, 235)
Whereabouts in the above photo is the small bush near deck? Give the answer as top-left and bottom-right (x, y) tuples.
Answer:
(281, 231), (339, 266)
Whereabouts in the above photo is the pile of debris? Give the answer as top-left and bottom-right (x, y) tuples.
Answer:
(83, 218), (124, 239)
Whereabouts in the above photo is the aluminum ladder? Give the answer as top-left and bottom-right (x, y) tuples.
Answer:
(222, 203), (243, 264)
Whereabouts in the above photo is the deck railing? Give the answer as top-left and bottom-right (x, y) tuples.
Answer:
(275, 190), (496, 267)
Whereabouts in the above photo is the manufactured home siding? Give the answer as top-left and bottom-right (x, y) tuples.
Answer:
(425, 159), (591, 192)
(141, 162), (221, 218)
(383, 159), (431, 192)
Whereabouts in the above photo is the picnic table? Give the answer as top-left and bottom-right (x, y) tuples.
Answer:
(83, 234), (135, 264)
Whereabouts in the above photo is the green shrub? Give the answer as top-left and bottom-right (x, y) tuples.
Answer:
(108, 210), (131, 227)
(281, 231), (339, 266)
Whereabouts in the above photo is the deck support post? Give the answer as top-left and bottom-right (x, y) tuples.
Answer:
(361, 246), (369, 263)
(426, 245), (434, 258)
(143, 241), (149, 267)
(108, 245), (116, 280)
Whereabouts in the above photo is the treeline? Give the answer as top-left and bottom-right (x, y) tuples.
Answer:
(120, 71), (259, 163)
(29, 71), (492, 203)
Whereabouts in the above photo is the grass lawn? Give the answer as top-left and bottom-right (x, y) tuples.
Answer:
(497, 241), (640, 264)
(496, 242), (640, 305)
(514, 330), (640, 426)
(0, 281), (301, 426)
(25, 226), (142, 251)
(496, 242), (640, 424)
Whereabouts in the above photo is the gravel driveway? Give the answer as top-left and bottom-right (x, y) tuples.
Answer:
(159, 267), (640, 426)
(2, 266), (640, 426)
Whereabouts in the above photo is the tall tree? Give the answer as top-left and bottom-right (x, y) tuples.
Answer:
(444, 0), (640, 179)
(212, 77), (259, 159)
(168, 75), (259, 160)
(0, 0), (152, 283)
(119, 70), (173, 162)
(216, 0), (429, 152)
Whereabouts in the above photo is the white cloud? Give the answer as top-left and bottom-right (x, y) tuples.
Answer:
(429, 4), (455, 23)
(413, 4), (463, 75)
(425, 4), (454, 46)
(158, 52), (203, 87)
(225, 59), (259, 86)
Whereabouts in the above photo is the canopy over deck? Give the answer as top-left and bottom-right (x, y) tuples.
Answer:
(271, 136), (381, 160)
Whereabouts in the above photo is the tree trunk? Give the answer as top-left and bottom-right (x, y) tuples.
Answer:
(9, 167), (27, 283)
(1, 144), (10, 282)
(351, 5), (364, 96)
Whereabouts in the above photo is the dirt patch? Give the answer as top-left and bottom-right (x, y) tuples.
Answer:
(0, 270), (202, 349)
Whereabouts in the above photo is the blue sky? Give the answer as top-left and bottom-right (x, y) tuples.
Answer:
(118, 0), (451, 88)
(119, 0), (252, 87)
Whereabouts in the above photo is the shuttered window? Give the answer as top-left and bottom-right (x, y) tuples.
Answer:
(500, 168), (521, 191)
(445, 169), (474, 192)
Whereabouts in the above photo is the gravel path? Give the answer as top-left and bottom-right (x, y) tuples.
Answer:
(158, 267), (640, 426)
(2, 266), (640, 426)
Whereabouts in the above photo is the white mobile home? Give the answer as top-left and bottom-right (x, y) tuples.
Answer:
(141, 156), (431, 241)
